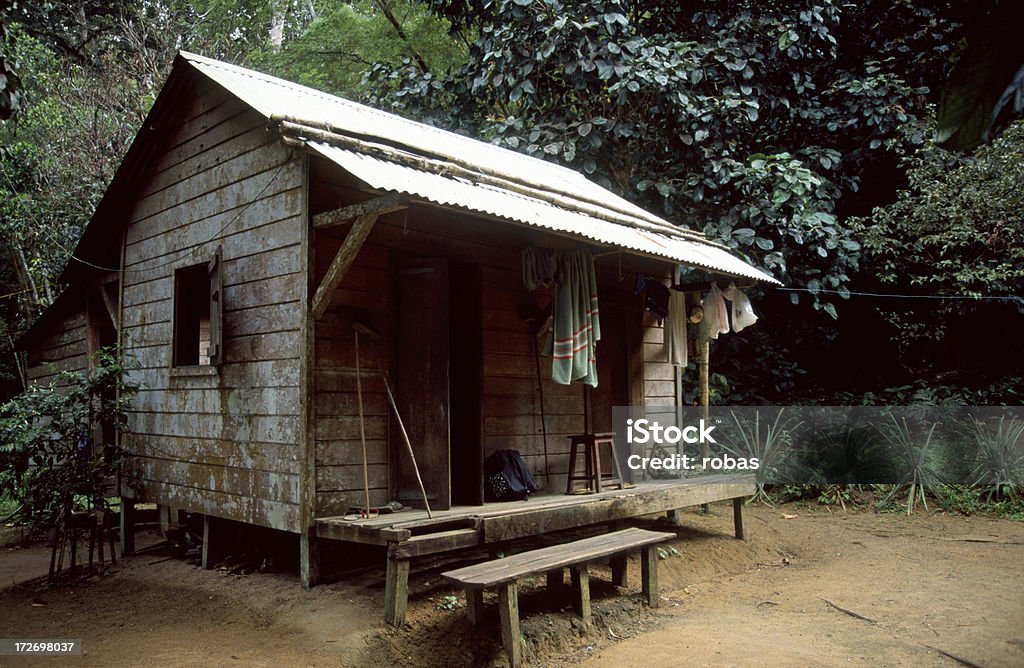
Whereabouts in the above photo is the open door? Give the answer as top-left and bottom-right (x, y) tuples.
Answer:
(392, 258), (451, 509)
(589, 288), (635, 482)
(449, 262), (483, 506)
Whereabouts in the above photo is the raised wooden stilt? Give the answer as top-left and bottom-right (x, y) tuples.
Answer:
(384, 553), (410, 626)
(733, 497), (745, 540)
(201, 514), (227, 570)
(120, 497), (136, 556)
(300, 529), (321, 588)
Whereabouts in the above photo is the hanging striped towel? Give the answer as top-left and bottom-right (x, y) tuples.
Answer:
(547, 249), (601, 386)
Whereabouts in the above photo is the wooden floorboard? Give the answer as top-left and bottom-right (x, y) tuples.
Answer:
(315, 474), (754, 550)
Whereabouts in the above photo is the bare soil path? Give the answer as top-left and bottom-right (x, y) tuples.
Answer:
(0, 504), (1020, 667)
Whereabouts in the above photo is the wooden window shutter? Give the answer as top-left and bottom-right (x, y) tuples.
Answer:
(207, 245), (224, 365)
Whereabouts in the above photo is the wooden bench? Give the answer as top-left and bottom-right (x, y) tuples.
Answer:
(442, 528), (675, 667)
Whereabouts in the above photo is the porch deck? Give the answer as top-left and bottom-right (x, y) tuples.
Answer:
(315, 473), (756, 625)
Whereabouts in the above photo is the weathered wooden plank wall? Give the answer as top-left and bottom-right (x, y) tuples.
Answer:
(641, 278), (681, 408)
(119, 83), (306, 533)
(312, 207), (679, 515)
(25, 308), (89, 385)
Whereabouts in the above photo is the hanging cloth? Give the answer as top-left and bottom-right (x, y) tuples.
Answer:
(547, 249), (601, 386)
(701, 284), (730, 340)
(634, 275), (670, 323)
(665, 289), (688, 367)
(723, 282), (758, 332)
(522, 247), (555, 291)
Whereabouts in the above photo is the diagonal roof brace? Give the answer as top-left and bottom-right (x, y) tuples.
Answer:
(313, 192), (408, 230)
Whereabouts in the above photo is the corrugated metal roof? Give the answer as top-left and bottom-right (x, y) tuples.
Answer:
(181, 52), (780, 285)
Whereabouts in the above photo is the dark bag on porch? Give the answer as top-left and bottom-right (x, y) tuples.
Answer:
(485, 449), (539, 502)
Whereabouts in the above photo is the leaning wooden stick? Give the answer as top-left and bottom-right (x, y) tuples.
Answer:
(380, 371), (433, 519)
(353, 322), (432, 519)
(353, 329), (374, 518)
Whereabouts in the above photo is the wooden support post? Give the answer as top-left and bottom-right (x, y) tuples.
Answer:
(158, 505), (172, 535)
(733, 497), (745, 540)
(202, 515), (228, 570)
(466, 589), (484, 626)
(546, 568), (564, 598)
(107, 514), (117, 566)
(384, 553), (410, 626)
(665, 509), (681, 526)
(610, 553), (628, 587)
(699, 338), (711, 515)
(571, 565), (592, 628)
(120, 497), (135, 557)
(641, 545), (659, 607)
(300, 530), (321, 588)
(70, 528), (79, 573)
(498, 582), (522, 668)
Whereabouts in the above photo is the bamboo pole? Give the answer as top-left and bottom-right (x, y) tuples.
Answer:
(380, 374), (433, 519)
(699, 338), (711, 514)
(273, 119), (726, 248)
(354, 330), (374, 518)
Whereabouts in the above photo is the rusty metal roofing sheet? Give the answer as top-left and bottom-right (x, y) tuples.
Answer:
(181, 51), (780, 284)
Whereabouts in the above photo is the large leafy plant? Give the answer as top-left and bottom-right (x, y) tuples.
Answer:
(0, 349), (138, 538)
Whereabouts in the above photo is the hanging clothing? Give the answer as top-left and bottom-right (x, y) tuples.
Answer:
(522, 247), (556, 291)
(547, 249), (601, 386)
(665, 289), (688, 367)
(634, 275), (670, 323)
(723, 282), (758, 332)
(701, 284), (730, 340)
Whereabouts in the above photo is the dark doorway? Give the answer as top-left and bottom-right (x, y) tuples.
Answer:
(589, 288), (635, 481)
(391, 258), (484, 509)
(393, 258), (451, 509)
(449, 262), (483, 506)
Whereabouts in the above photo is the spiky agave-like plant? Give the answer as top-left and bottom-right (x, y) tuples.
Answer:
(970, 416), (1024, 502)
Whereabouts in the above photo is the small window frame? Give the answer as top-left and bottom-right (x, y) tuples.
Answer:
(171, 246), (223, 368)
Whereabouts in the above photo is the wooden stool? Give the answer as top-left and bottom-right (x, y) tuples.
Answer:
(565, 432), (625, 493)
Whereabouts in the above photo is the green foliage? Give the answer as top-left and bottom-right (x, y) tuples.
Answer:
(837, 377), (1024, 407)
(936, 2), (1024, 151)
(853, 120), (1024, 379)
(969, 416), (1024, 501)
(876, 414), (945, 514)
(251, 1), (466, 98)
(938, 484), (983, 516)
(0, 21), (20, 120)
(0, 349), (138, 533)
(434, 594), (462, 610)
(856, 122), (1024, 300)
(718, 408), (802, 505)
(364, 0), (967, 314)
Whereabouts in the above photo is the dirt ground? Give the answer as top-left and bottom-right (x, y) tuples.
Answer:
(1, 502), (1022, 667)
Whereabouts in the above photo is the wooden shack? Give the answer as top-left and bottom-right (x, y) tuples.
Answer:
(20, 53), (777, 614)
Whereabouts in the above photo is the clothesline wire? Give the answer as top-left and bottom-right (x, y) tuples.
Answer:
(774, 286), (1022, 303)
